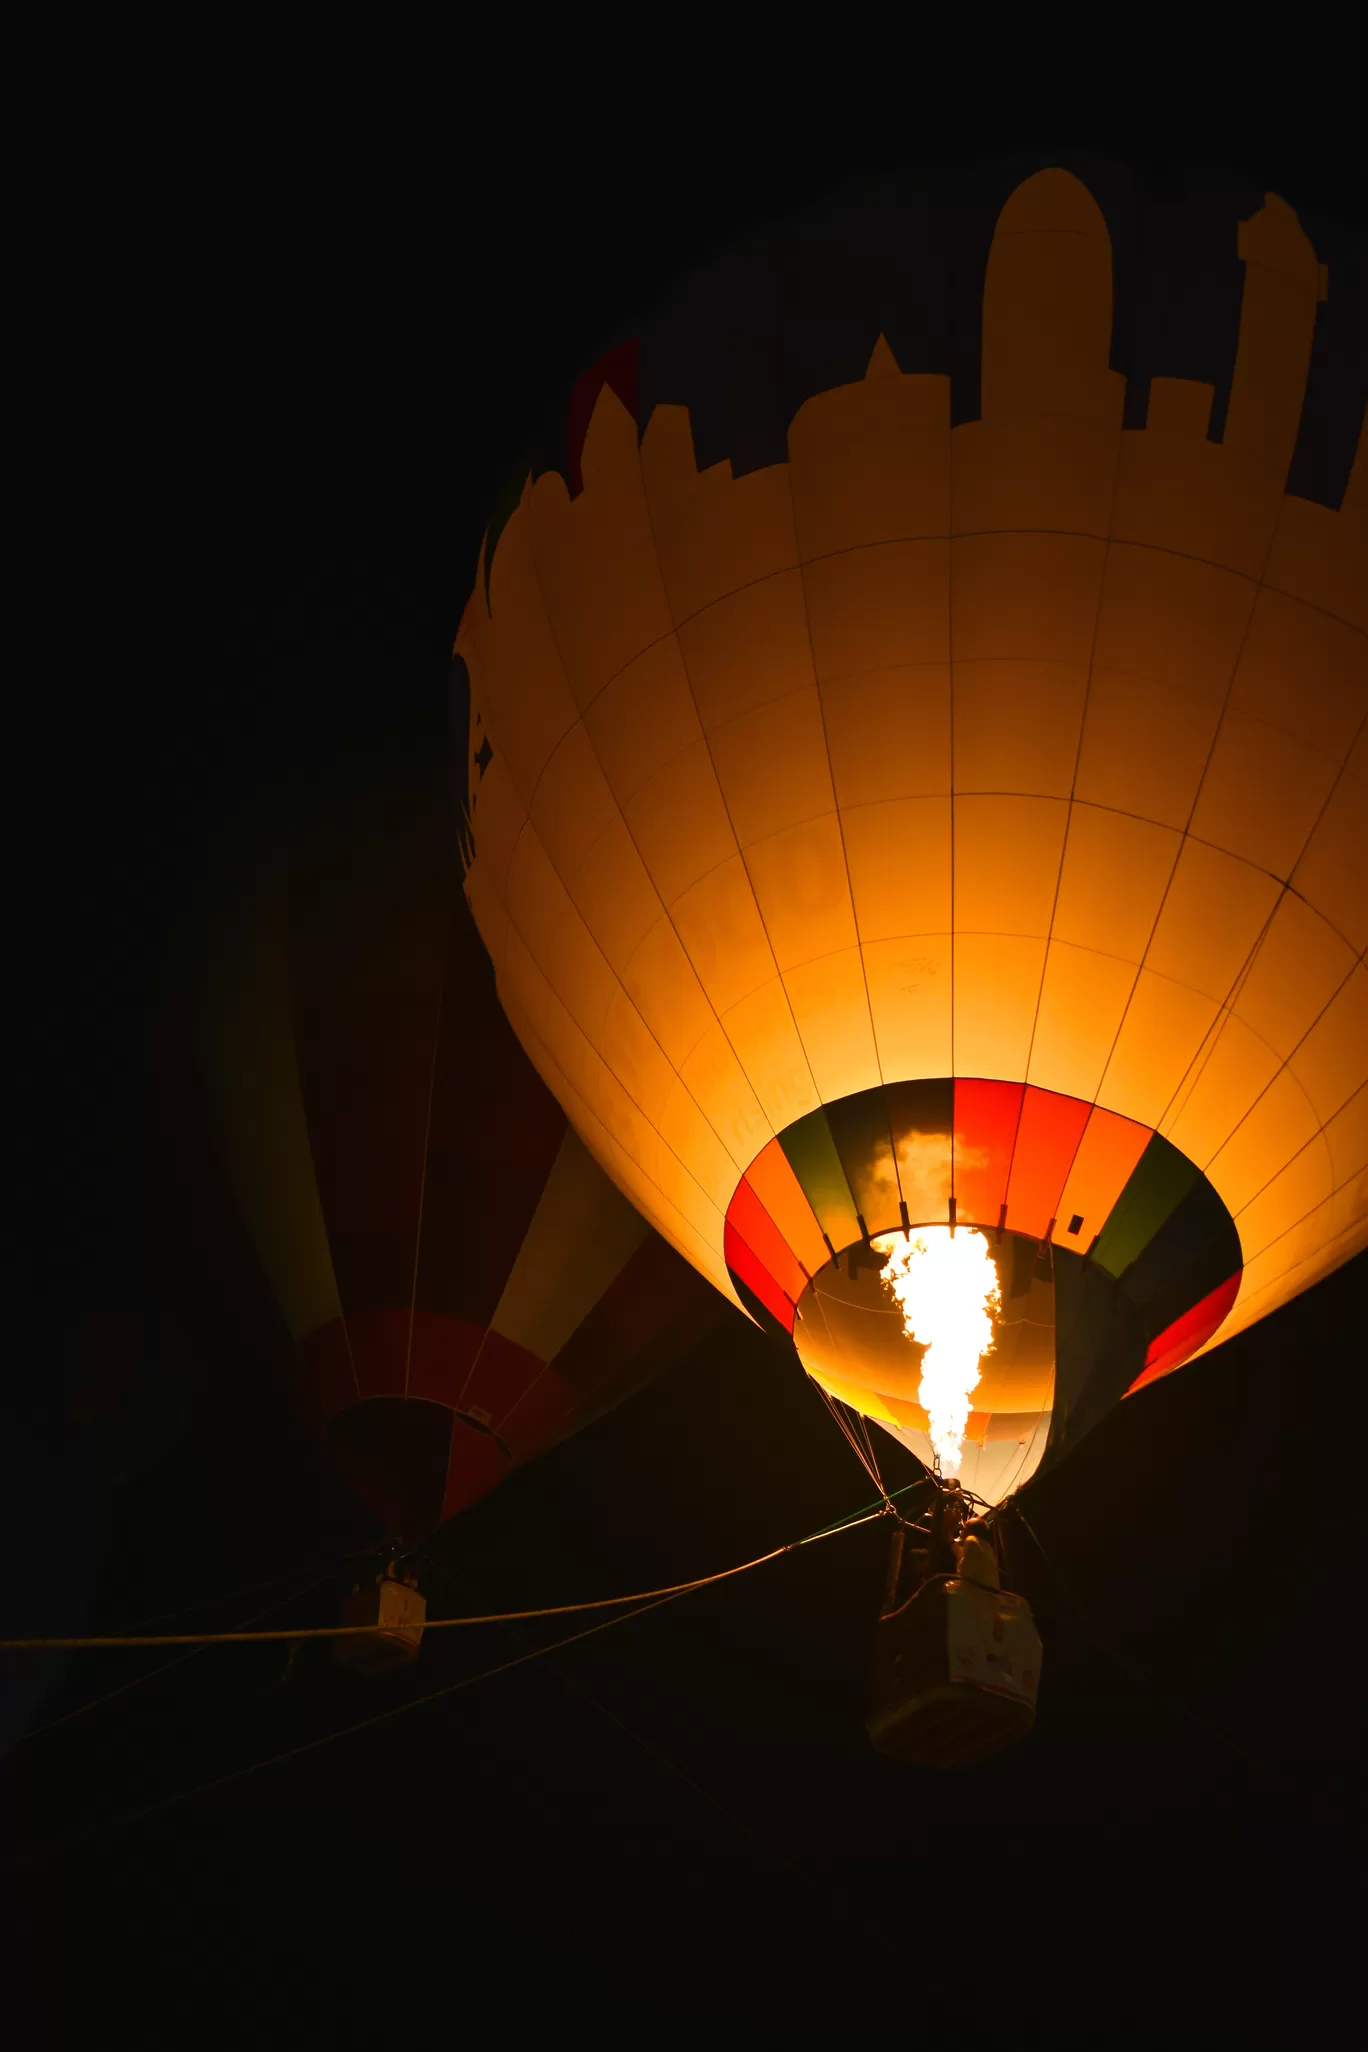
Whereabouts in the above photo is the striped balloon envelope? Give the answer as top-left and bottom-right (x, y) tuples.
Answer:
(456, 158), (1366, 1502)
(200, 754), (722, 1543)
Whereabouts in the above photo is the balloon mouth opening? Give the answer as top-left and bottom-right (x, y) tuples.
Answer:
(721, 1079), (1245, 1487)
(792, 1223), (1058, 1460)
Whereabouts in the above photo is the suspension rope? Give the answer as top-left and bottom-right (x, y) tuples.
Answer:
(851, 1409), (888, 1494)
(808, 1377), (891, 1507)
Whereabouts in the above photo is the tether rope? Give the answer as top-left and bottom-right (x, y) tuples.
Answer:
(2, 1491), (905, 1873)
(0, 1497), (904, 1653)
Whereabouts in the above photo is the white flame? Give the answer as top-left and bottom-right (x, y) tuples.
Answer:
(874, 1225), (1001, 1476)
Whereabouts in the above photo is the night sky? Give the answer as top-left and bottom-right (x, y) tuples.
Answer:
(7, 98), (1365, 2051)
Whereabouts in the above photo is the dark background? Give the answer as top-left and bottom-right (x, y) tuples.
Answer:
(7, 81), (1365, 2051)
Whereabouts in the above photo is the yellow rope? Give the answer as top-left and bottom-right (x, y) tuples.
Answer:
(0, 1507), (888, 1652)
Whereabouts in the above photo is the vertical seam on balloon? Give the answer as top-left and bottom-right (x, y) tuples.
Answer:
(1092, 607), (1265, 1119)
(670, 631), (823, 1114)
(1234, 1179), (1355, 1309)
(486, 906), (725, 1238)
(997, 1085), (1034, 1232)
(1288, 714), (1368, 923)
(1091, 447), (1295, 1123)
(491, 1341), (561, 1442)
(476, 483), (583, 835)
(1152, 700), (1365, 1154)
(510, 498), (775, 1189)
(554, 535), (1358, 744)
(1230, 1128), (1339, 1261)
(1223, 1046), (1355, 1221)
(629, 447), (825, 1139)
(948, 399), (957, 1099)
(1237, 1175), (1368, 1312)
(402, 939), (447, 1401)
(1154, 892), (1288, 1149)
(1283, 706), (1368, 922)
(1190, 956), (1357, 1189)
(1017, 420), (1129, 1104)
(447, 991), (696, 1416)
(501, 904), (726, 1244)
(507, 475), (779, 1218)
(782, 465), (912, 1224)
(782, 468), (889, 1087)
(276, 850), (361, 1405)
(493, 990), (714, 1300)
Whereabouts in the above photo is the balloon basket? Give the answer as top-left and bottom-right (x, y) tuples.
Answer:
(868, 1575), (1041, 1768)
(334, 1571), (426, 1676)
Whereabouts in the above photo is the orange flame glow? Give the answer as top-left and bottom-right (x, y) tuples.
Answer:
(873, 1225), (1001, 1475)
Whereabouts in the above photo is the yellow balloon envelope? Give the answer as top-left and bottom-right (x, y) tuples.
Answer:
(456, 165), (1366, 1501)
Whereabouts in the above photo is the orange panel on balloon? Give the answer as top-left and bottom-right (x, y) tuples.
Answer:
(1005, 1088), (1091, 1239)
(1051, 1105), (1153, 1251)
(953, 1078), (1024, 1227)
(744, 1138), (830, 1280)
(726, 1177), (811, 1306)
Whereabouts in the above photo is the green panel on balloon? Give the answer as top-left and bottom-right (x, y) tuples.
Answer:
(779, 1108), (862, 1252)
(824, 1087), (901, 1239)
(1091, 1134), (1200, 1280)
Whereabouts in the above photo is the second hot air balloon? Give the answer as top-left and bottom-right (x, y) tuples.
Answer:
(199, 745), (724, 1614)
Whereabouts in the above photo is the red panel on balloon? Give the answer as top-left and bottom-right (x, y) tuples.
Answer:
(344, 1307), (419, 1399)
(953, 1078), (1025, 1227)
(724, 1221), (796, 1333)
(567, 340), (639, 496)
(461, 1327), (553, 1428)
(1125, 1271), (1242, 1395)
(441, 1417), (517, 1522)
(1005, 1088), (1091, 1240)
(326, 1396), (454, 1541)
(727, 1178), (810, 1305)
(497, 1365), (575, 1465)
(405, 1310), (486, 1407)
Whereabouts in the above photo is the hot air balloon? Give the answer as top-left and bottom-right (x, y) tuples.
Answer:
(198, 744), (722, 1656)
(454, 157), (1365, 1532)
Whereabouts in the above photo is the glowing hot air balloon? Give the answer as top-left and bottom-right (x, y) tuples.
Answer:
(456, 160), (1366, 1509)
(200, 754), (722, 1560)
